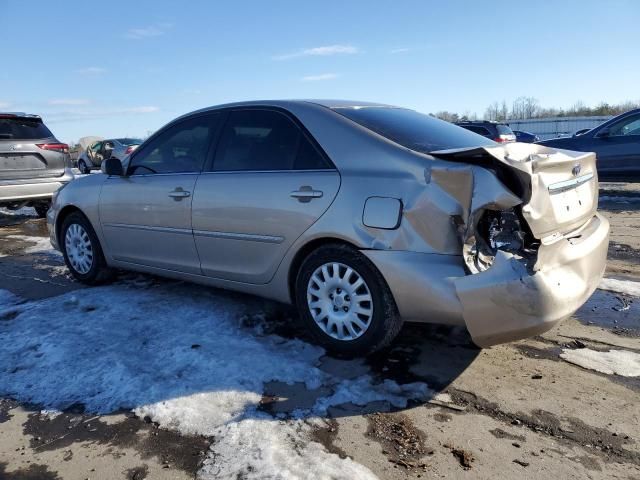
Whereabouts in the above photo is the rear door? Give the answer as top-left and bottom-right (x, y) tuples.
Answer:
(192, 108), (340, 284)
(0, 115), (65, 181)
(99, 113), (222, 274)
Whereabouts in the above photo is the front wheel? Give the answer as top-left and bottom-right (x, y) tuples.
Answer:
(295, 244), (403, 356)
(60, 212), (113, 284)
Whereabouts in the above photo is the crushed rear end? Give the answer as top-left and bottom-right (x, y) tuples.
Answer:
(431, 143), (609, 347)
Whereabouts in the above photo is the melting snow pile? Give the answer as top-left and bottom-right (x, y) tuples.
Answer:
(0, 284), (430, 479)
(598, 277), (640, 298)
(560, 348), (640, 377)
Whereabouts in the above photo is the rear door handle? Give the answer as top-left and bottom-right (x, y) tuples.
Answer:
(168, 188), (191, 200)
(290, 186), (323, 203)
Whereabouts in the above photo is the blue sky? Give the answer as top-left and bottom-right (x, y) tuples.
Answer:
(1, 0), (638, 143)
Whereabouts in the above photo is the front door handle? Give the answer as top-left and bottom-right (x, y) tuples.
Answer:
(290, 186), (323, 203)
(168, 187), (191, 200)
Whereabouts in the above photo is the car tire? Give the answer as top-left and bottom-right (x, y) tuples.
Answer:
(295, 243), (403, 356)
(60, 212), (113, 285)
(78, 159), (90, 174)
(34, 202), (50, 219)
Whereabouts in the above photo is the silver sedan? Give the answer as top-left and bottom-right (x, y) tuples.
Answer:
(48, 100), (609, 355)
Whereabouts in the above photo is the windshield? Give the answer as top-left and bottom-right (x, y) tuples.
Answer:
(0, 117), (53, 140)
(333, 107), (495, 153)
(115, 138), (143, 146)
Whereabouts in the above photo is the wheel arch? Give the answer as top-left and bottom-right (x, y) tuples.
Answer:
(55, 205), (87, 246)
(287, 237), (362, 302)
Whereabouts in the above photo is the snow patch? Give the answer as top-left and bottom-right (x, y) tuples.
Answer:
(0, 283), (428, 478)
(0, 207), (37, 217)
(599, 277), (640, 297)
(560, 348), (640, 377)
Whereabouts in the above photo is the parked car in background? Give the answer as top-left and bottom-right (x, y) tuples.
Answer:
(538, 108), (640, 180)
(0, 112), (73, 217)
(512, 130), (540, 143)
(77, 138), (142, 174)
(49, 100), (608, 355)
(455, 120), (516, 143)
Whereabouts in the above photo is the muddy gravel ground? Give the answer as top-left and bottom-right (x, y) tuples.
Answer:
(0, 183), (638, 479)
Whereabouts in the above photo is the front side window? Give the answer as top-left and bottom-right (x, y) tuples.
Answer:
(128, 114), (220, 175)
(90, 142), (103, 152)
(335, 107), (495, 153)
(609, 115), (640, 137)
(213, 109), (329, 171)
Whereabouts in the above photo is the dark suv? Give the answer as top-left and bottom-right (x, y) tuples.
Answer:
(0, 113), (73, 217)
(455, 120), (516, 143)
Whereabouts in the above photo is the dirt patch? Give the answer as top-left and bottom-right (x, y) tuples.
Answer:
(0, 398), (19, 423)
(489, 428), (526, 442)
(443, 443), (475, 470)
(448, 388), (639, 466)
(366, 412), (430, 470)
(0, 462), (62, 480)
(23, 409), (210, 476)
(310, 419), (349, 460)
(126, 464), (150, 480)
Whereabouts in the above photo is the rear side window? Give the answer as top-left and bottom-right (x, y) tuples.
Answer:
(334, 107), (494, 153)
(496, 124), (514, 135)
(128, 114), (221, 175)
(213, 109), (330, 171)
(0, 118), (53, 140)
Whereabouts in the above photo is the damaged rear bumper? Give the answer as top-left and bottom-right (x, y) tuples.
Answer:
(364, 213), (609, 347)
(456, 213), (609, 347)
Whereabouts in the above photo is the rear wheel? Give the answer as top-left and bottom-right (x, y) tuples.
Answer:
(295, 244), (403, 356)
(60, 212), (113, 284)
(34, 202), (50, 218)
(78, 159), (90, 174)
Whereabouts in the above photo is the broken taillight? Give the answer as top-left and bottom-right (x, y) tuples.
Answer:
(36, 143), (69, 154)
(125, 146), (135, 154)
(463, 208), (538, 274)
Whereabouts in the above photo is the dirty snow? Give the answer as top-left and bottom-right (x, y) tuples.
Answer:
(598, 277), (640, 297)
(6, 234), (60, 256)
(0, 207), (37, 217)
(0, 283), (430, 478)
(560, 348), (640, 377)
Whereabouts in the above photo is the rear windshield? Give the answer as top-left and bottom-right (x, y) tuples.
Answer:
(496, 124), (514, 135)
(333, 107), (495, 153)
(0, 118), (53, 140)
(115, 138), (143, 145)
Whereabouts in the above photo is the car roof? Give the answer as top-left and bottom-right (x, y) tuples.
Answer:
(183, 99), (401, 119)
(0, 112), (42, 120)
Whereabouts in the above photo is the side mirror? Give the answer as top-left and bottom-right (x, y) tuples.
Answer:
(596, 128), (610, 138)
(102, 157), (124, 176)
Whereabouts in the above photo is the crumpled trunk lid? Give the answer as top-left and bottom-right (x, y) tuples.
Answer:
(431, 143), (599, 243)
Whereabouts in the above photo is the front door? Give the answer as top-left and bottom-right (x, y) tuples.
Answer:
(99, 113), (222, 274)
(192, 108), (340, 284)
